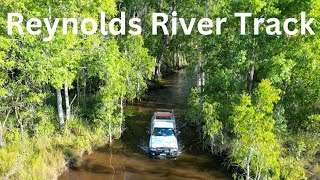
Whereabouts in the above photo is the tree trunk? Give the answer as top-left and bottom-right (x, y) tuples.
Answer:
(83, 69), (86, 104)
(247, 37), (256, 94)
(64, 83), (70, 122)
(137, 73), (141, 101)
(197, 60), (201, 87)
(246, 148), (251, 180)
(210, 138), (214, 154)
(154, 57), (162, 81)
(77, 78), (80, 106)
(120, 95), (123, 135)
(202, 57), (206, 88)
(177, 52), (181, 69)
(174, 52), (177, 70)
(56, 88), (64, 126)
(153, 33), (171, 81)
(153, 60), (158, 81)
(247, 60), (255, 93)
(257, 167), (262, 180)
(108, 113), (112, 144)
(19, 120), (23, 140)
(15, 107), (23, 141)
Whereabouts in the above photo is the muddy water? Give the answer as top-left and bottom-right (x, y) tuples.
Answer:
(59, 70), (231, 180)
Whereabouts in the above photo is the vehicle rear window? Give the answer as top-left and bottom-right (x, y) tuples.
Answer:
(153, 128), (175, 136)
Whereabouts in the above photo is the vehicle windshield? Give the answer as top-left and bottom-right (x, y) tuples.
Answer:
(152, 128), (175, 136)
(155, 116), (171, 120)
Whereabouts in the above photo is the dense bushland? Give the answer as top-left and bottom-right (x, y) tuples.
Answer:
(1, 0), (319, 179)
(0, 0), (157, 178)
(184, 0), (320, 179)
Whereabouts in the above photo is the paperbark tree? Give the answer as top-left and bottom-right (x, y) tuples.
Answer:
(56, 89), (64, 126)
(64, 83), (70, 122)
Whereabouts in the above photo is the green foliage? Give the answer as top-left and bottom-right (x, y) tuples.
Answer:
(0, 0), (319, 179)
(5, 128), (22, 143)
(185, 1), (320, 179)
(300, 114), (320, 158)
(34, 118), (55, 138)
(280, 156), (306, 180)
(254, 80), (282, 114)
(187, 88), (202, 125)
(0, 0), (156, 178)
(230, 80), (283, 179)
(74, 136), (91, 150)
(203, 103), (222, 141)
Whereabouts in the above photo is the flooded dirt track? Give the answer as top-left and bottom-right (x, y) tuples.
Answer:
(59, 70), (231, 180)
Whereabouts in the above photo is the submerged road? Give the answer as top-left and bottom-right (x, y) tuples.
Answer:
(59, 69), (231, 180)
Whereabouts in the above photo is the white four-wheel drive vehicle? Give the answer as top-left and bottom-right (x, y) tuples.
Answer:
(148, 111), (179, 158)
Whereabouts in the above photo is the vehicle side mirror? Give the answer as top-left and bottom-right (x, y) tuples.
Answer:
(146, 129), (150, 135)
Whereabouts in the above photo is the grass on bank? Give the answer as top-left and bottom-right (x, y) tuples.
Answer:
(0, 106), (109, 179)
